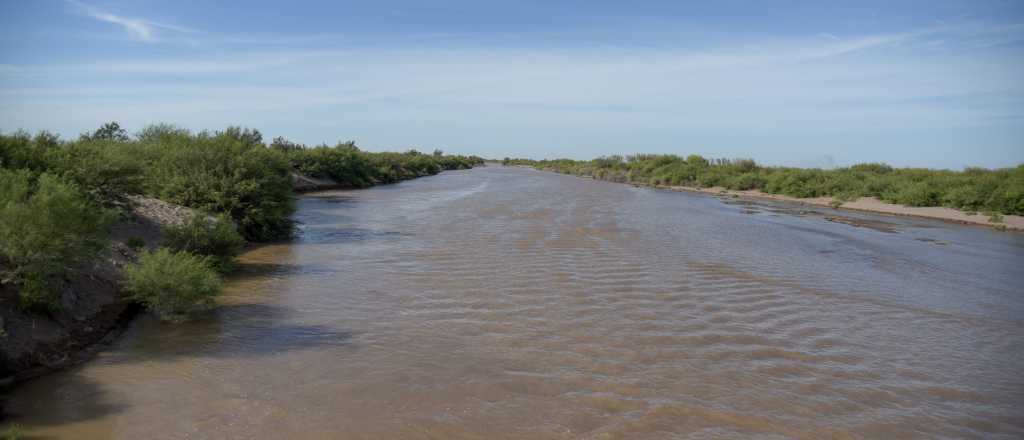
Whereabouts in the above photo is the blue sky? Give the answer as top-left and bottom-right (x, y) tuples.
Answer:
(1, 1), (1023, 168)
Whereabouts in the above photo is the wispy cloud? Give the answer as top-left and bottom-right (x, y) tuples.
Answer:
(67, 0), (195, 42)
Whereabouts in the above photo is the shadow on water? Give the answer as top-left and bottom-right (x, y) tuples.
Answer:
(293, 193), (361, 225)
(293, 210), (357, 227)
(1, 305), (354, 432)
(226, 261), (344, 281)
(301, 194), (359, 205)
(1, 370), (126, 434)
(109, 303), (355, 364)
(229, 261), (298, 276)
(300, 227), (410, 245)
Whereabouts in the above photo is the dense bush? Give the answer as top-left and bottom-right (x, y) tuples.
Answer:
(505, 156), (1024, 215)
(2, 129), (144, 205)
(285, 140), (484, 186)
(0, 170), (114, 309)
(44, 139), (145, 205)
(162, 214), (245, 272)
(3, 122), (485, 247)
(141, 127), (296, 242)
(289, 142), (374, 187)
(2, 125), (296, 241)
(0, 131), (53, 171)
(123, 248), (222, 322)
(726, 172), (765, 190)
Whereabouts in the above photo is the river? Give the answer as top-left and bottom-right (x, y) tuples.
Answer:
(5, 166), (1024, 439)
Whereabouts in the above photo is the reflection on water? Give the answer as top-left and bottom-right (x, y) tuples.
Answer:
(5, 167), (1024, 439)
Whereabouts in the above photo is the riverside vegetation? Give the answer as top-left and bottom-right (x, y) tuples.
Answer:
(0, 122), (483, 322)
(504, 155), (1024, 217)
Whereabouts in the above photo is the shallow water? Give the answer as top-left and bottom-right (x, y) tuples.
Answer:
(5, 166), (1024, 439)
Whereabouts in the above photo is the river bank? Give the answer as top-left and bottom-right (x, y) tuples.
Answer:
(504, 154), (1023, 233)
(520, 166), (1023, 231)
(2, 124), (485, 392)
(0, 167), (475, 388)
(657, 184), (1024, 231)
(0, 196), (197, 387)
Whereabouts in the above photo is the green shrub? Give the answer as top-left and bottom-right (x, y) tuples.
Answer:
(287, 141), (483, 186)
(1, 423), (23, 440)
(887, 182), (942, 207)
(984, 166), (1024, 215)
(0, 170), (114, 310)
(725, 172), (765, 190)
(162, 214), (244, 272)
(764, 169), (827, 198)
(0, 131), (55, 171)
(850, 163), (893, 174)
(289, 143), (373, 186)
(142, 127), (295, 241)
(44, 139), (145, 205)
(3, 123), (485, 245)
(123, 248), (222, 322)
(942, 185), (985, 211)
(80, 121), (130, 142)
(135, 123), (192, 144)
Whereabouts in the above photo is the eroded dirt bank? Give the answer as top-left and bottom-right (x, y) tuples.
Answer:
(0, 197), (195, 386)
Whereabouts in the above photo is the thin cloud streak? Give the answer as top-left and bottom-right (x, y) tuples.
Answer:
(67, 0), (195, 42)
(36, 31), (908, 76)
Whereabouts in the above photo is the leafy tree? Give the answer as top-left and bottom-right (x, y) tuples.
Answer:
(81, 121), (130, 142)
(218, 126), (263, 148)
(136, 123), (191, 143)
(270, 136), (304, 153)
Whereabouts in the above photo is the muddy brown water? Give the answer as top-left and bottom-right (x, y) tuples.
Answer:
(5, 166), (1024, 439)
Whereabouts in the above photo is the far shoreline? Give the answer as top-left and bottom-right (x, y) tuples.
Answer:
(659, 184), (1024, 231)
(522, 166), (1024, 232)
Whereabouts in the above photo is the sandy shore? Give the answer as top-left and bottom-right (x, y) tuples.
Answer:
(655, 184), (1024, 232)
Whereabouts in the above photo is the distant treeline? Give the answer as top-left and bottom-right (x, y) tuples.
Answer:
(503, 155), (1024, 216)
(0, 122), (482, 315)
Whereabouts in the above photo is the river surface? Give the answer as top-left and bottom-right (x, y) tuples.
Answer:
(5, 166), (1024, 439)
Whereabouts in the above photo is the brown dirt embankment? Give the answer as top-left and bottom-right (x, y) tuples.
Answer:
(293, 172), (345, 192)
